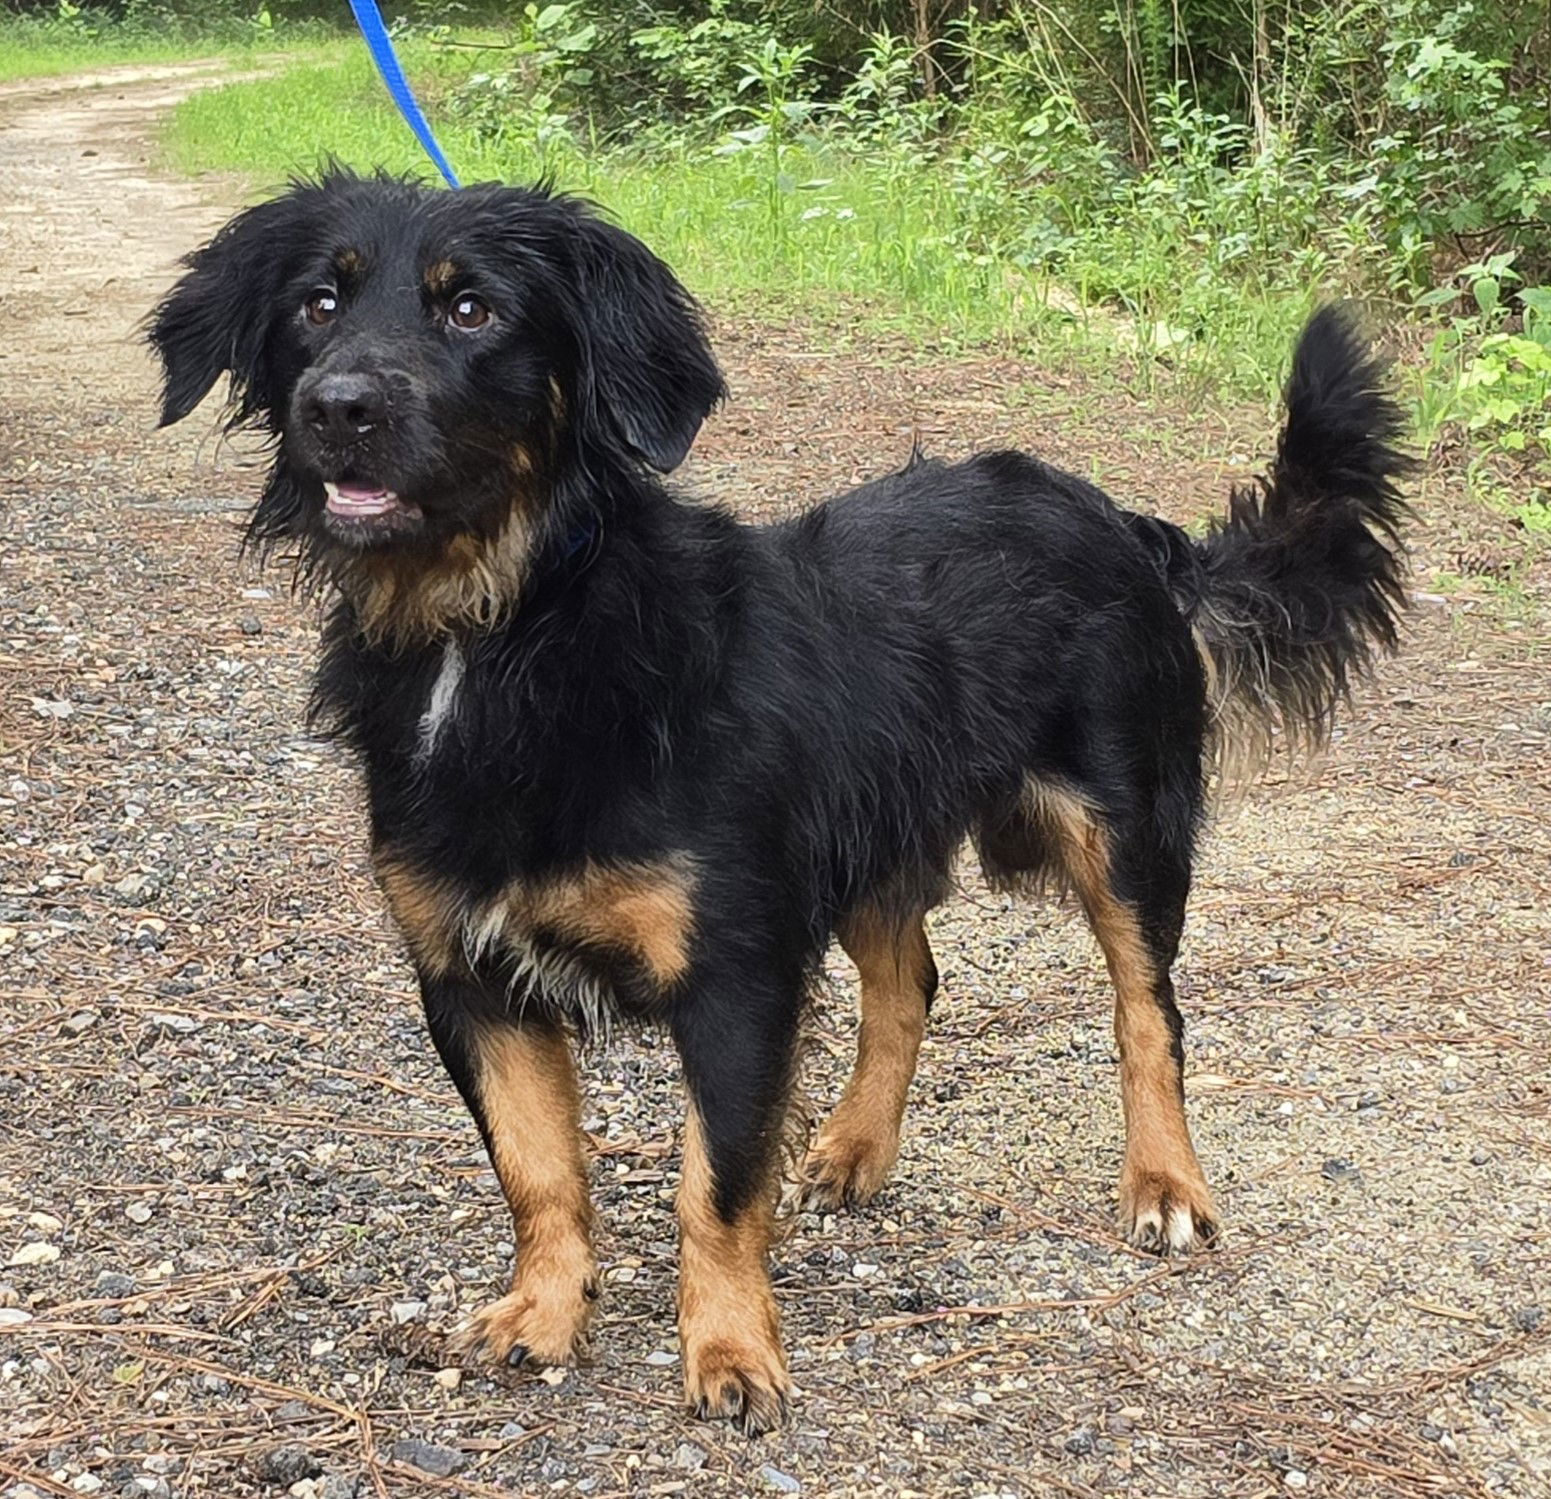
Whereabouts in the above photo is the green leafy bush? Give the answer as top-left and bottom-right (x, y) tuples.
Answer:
(443, 2), (598, 160)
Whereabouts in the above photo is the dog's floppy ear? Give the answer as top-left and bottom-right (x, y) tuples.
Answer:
(567, 210), (726, 472)
(148, 185), (325, 428)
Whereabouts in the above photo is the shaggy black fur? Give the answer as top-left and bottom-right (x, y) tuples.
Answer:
(148, 171), (1410, 1426)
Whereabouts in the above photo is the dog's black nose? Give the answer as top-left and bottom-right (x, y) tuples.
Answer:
(301, 373), (388, 443)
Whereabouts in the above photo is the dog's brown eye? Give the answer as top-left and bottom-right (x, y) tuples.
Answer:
(448, 294), (491, 331)
(304, 290), (338, 326)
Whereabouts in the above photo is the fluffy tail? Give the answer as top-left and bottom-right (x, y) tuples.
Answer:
(1155, 306), (1413, 771)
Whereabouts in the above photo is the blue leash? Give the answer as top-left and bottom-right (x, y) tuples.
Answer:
(348, 0), (461, 188)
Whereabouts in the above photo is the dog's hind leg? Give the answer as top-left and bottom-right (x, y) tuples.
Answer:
(801, 904), (937, 1210)
(422, 980), (599, 1368)
(1038, 786), (1218, 1254)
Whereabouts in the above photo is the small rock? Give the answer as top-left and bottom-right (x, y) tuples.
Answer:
(389, 1300), (427, 1325)
(1064, 1428), (1095, 1455)
(1321, 1158), (1360, 1184)
(72, 1476), (104, 1494)
(851, 1261), (878, 1278)
(25, 1213), (62, 1235)
(82, 863), (108, 886)
(673, 1443), (707, 1472)
(8, 1241), (59, 1267)
(497, 1422), (526, 1440)
(0, 1307), (35, 1326)
(1439, 1433), (1459, 1457)
(63, 1011), (98, 1035)
(1283, 1471), (1308, 1490)
(240, 616), (263, 636)
(95, 1272), (136, 1298)
(432, 1368), (462, 1391)
(256, 1446), (318, 1487)
(761, 1467), (800, 1494)
(318, 1478), (358, 1499)
(125, 1203), (153, 1225)
(388, 1440), (464, 1479)
(1471, 1149), (1491, 1166)
(1513, 1306), (1543, 1332)
(643, 1350), (678, 1366)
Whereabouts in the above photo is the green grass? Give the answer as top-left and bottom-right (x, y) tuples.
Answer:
(0, 32), (211, 83)
(163, 49), (1038, 332)
(0, 17), (312, 83)
(159, 42), (1319, 403)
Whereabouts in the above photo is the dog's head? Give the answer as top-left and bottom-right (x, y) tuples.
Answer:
(149, 171), (724, 637)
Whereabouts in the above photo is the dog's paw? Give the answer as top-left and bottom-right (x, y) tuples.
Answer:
(799, 1131), (896, 1211)
(448, 1278), (597, 1369)
(1119, 1167), (1218, 1255)
(683, 1337), (790, 1436)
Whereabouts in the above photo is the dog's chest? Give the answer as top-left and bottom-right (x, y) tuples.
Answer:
(413, 638), (466, 763)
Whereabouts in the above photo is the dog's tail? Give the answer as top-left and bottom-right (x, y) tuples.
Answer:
(1141, 306), (1412, 777)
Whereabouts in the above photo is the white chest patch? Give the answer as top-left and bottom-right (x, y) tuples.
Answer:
(416, 638), (466, 762)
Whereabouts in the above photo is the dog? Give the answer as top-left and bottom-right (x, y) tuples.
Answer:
(149, 170), (1409, 1433)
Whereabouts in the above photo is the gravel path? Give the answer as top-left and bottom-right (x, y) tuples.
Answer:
(2, 63), (1549, 1499)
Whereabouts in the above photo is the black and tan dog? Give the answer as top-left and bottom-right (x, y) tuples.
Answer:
(149, 171), (1408, 1433)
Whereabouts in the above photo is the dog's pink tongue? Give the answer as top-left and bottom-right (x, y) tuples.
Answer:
(327, 481), (397, 516)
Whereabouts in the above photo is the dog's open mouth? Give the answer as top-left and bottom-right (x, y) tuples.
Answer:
(322, 480), (424, 539)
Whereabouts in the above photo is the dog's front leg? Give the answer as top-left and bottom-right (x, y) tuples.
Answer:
(420, 976), (599, 1367)
(670, 970), (799, 1434)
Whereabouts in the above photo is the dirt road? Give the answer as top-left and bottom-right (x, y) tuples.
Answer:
(2, 64), (1549, 1499)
